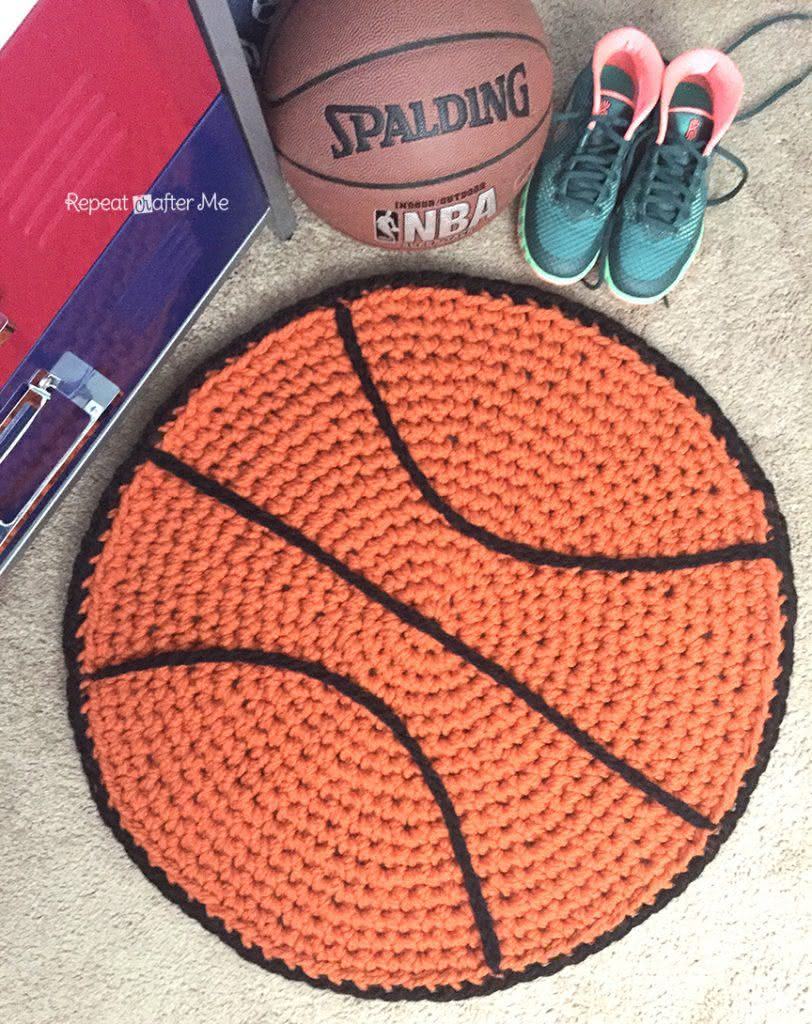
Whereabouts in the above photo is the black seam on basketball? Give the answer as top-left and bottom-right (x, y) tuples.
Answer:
(145, 444), (716, 833)
(85, 647), (502, 973)
(274, 100), (551, 190)
(62, 273), (795, 1002)
(265, 31), (550, 107)
(334, 303), (777, 572)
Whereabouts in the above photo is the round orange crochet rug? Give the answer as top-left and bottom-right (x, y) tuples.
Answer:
(64, 275), (794, 1000)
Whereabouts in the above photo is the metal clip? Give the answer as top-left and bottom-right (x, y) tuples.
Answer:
(0, 311), (14, 341)
(0, 353), (119, 542)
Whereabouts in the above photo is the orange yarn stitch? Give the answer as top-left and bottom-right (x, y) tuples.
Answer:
(64, 277), (791, 999)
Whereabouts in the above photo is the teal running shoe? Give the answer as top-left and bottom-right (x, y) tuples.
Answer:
(519, 27), (664, 285)
(606, 49), (745, 304)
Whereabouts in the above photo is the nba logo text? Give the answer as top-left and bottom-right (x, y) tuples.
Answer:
(374, 186), (497, 247)
(375, 209), (400, 243)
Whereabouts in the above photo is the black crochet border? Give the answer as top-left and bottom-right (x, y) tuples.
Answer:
(63, 272), (795, 1002)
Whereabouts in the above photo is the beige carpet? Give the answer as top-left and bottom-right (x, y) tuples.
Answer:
(1, 3), (810, 1022)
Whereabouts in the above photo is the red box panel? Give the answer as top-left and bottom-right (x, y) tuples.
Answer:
(0, 0), (220, 387)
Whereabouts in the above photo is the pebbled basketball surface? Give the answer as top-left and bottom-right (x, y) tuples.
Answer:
(64, 274), (794, 1000)
(261, 0), (552, 248)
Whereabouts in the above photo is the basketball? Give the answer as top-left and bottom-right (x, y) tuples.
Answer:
(65, 277), (789, 998)
(261, 1), (553, 248)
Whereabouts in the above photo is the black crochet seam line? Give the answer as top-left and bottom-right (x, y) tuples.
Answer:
(87, 647), (501, 973)
(63, 273), (795, 1002)
(146, 444), (714, 833)
(334, 302), (778, 572)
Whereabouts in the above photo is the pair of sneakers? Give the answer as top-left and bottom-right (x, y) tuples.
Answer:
(519, 28), (744, 304)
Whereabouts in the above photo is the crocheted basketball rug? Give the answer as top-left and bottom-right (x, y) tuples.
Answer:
(64, 274), (794, 1001)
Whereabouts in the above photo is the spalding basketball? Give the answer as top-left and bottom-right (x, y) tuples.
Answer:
(262, 1), (552, 249)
